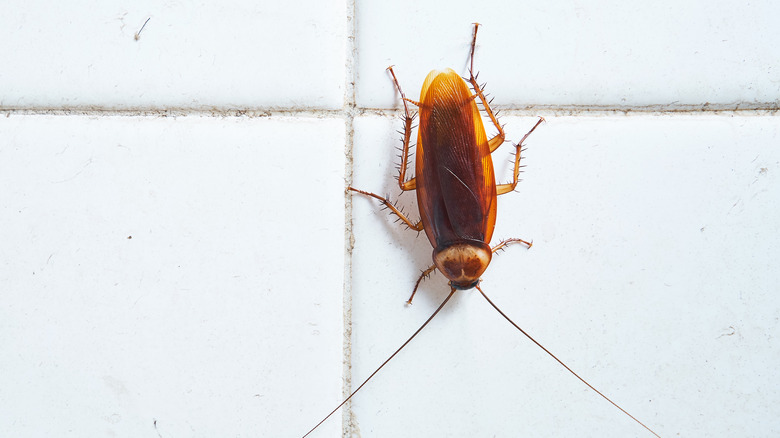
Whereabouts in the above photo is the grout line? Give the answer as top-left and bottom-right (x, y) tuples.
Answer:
(342, 1), (357, 437)
(2, 106), (777, 119)
(0, 108), (348, 118)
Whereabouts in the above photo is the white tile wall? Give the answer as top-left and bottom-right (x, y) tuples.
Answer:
(0, 116), (345, 437)
(357, 0), (780, 109)
(351, 114), (779, 437)
(0, 1), (346, 109)
(1, 2), (778, 438)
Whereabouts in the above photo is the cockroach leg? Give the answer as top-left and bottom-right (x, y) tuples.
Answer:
(495, 117), (545, 195)
(407, 264), (437, 305)
(468, 22), (482, 77)
(348, 187), (424, 231)
(472, 78), (505, 153)
(468, 78), (505, 152)
(465, 24), (506, 153)
(491, 237), (533, 253)
(465, 22), (542, 174)
(387, 66), (419, 192)
(402, 97), (423, 107)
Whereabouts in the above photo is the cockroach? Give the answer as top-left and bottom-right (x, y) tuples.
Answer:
(302, 24), (660, 438)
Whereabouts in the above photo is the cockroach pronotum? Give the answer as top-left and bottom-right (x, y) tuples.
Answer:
(302, 24), (660, 438)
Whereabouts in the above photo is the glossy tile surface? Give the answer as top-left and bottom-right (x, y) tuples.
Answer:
(350, 114), (779, 437)
(0, 115), (345, 437)
(0, 1), (346, 109)
(2, 1), (779, 437)
(356, 0), (780, 109)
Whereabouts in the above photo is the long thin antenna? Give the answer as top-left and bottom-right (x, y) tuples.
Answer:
(301, 288), (457, 438)
(476, 285), (661, 438)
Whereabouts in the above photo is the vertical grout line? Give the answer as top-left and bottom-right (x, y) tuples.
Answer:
(342, 0), (357, 437)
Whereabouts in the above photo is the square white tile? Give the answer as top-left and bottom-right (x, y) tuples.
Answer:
(348, 114), (779, 437)
(356, 1), (780, 109)
(0, 1), (346, 109)
(0, 115), (346, 437)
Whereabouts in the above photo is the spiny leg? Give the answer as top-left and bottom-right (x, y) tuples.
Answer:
(465, 23), (545, 192)
(387, 66), (418, 191)
(348, 187), (423, 231)
(495, 117), (544, 195)
(492, 237), (533, 253)
(466, 23), (506, 153)
(406, 264), (437, 305)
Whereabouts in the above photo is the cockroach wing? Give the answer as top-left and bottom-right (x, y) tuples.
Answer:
(415, 69), (497, 250)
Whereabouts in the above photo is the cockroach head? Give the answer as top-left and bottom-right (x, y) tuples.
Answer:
(433, 240), (492, 290)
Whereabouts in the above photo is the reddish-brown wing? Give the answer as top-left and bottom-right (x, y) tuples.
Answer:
(415, 68), (497, 250)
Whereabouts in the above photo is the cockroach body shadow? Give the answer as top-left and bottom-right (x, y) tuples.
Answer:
(302, 24), (660, 438)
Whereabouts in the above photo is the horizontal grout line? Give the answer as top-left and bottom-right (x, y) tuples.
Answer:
(2, 104), (778, 118)
(0, 107), (346, 118)
(502, 103), (780, 116)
